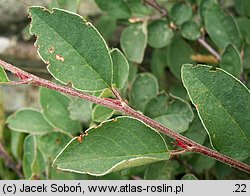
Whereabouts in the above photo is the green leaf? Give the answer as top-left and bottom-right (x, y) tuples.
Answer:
(181, 21), (201, 41)
(53, 116), (169, 176)
(235, 0), (250, 18)
(243, 44), (250, 70)
(121, 23), (147, 63)
(200, 0), (241, 50)
(0, 66), (9, 83)
(49, 0), (79, 12)
(125, 0), (152, 16)
(236, 17), (250, 44)
(150, 48), (168, 90)
(92, 105), (114, 123)
(10, 131), (25, 160)
(49, 167), (75, 180)
(144, 92), (194, 133)
(144, 160), (179, 180)
(38, 132), (71, 160)
(192, 154), (216, 173)
(95, 0), (131, 19)
(111, 48), (129, 89)
(23, 135), (46, 179)
(167, 35), (194, 79)
(181, 64), (250, 159)
(184, 112), (207, 145)
(220, 44), (242, 78)
(170, 2), (192, 26)
(147, 19), (174, 49)
(181, 174), (198, 180)
(68, 98), (92, 124)
(40, 88), (81, 134)
(96, 15), (116, 41)
(130, 73), (158, 112)
(7, 109), (54, 134)
(29, 6), (112, 92)
(169, 84), (189, 101)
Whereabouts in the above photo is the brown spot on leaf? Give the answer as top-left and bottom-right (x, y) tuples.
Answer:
(56, 54), (64, 62)
(56, 138), (61, 144)
(48, 47), (55, 54)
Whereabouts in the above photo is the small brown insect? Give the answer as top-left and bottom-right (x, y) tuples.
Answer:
(55, 54), (65, 62)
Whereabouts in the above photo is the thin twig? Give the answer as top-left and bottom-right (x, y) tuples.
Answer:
(111, 87), (123, 101)
(198, 38), (221, 60)
(144, 0), (221, 60)
(0, 59), (249, 174)
(0, 142), (24, 178)
(143, 0), (168, 16)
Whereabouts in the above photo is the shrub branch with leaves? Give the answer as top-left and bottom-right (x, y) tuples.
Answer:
(0, 0), (249, 179)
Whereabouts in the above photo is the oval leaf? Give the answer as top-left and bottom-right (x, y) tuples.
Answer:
(96, 15), (117, 41)
(7, 109), (54, 134)
(121, 23), (147, 63)
(200, 0), (241, 50)
(94, 0), (131, 19)
(111, 48), (129, 89)
(29, 6), (112, 92)
(53, 117), (169, 176)
(181, 21), (201, 41)
(170, 2), (192, 26)
(40, 88), (81, 134)
(144, 92), (194, 133)
(130, 73), (159, 112)
(167, 35), (194, 79)
(147, 19), (174, 48)
(181, 64), (250, 159)
(23, 135), (46, 179)
(220, 44), (242, 78)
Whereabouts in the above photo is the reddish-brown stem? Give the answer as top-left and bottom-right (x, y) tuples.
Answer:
(0, 59), (249, 174)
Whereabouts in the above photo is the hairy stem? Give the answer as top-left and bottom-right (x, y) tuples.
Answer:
(0, 59), (249, 174)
